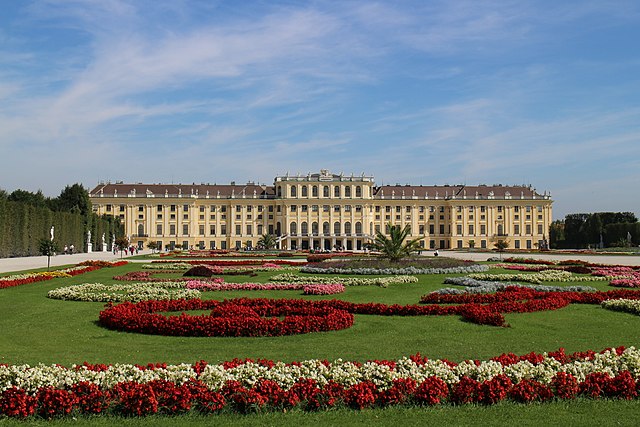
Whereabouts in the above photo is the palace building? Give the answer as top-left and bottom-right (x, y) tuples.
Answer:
(89, 170), (553, 252)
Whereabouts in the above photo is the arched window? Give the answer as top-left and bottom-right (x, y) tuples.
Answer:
(355, 186), (362, 197)
(344, 221), (352, 235)
(323, 222), (330, 235)
(290, 185), (297, 197)
(301, 186), (308, 197)
(290, 222), (297, 235)
(323, 186), (330, 197)
(334, 222), (341, 235)
(334, 186), (340, 198)
(355, 222), (362, 235)
(312, 186), (318, 197)
(277, 186), (282, 197)
(345, 186), (351, 197)
(312, 222), (318, 234)
(301, 221), (308, 235)
(137, 224), (144, 236)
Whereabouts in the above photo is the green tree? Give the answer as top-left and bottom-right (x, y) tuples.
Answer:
(468, 240), (476, 249)
(371, 223), (422, 262)
(493, 239), (509, 259)
(38, 238), (58, 271)
(147, 241), (158, 253)
(257, 234), (277, 250)
(8, 189), (49, 208)
(114, 236), (129, 258)
(54, 184), (91, 217)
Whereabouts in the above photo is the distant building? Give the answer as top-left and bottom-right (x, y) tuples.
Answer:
(89, 170), (552, 251)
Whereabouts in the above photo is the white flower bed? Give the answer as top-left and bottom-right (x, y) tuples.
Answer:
(270, 273), (418, 287)
(602, 298), (640, 316)
(468, 270), (612, 284)
(433, 276), (597, 294)
(301, 264), (489, 276)
(141, 263), (192, 270)
(2, 347), (639, 394)
(47, 282), (200, 302)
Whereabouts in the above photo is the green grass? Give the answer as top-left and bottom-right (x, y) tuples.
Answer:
(2, 261), (640, 425)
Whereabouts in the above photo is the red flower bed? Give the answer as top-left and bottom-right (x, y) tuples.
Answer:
(99, 298), (354, 337)
(0, 261), (128, 290)
(152, 259), (303, 266)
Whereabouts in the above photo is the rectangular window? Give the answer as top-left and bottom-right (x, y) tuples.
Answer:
(419, 225), (425, 234)
(138, 205), (144, 212)
(334, 205), (340, 212)
(170, 224), (176, 235)
(515, 240), (521, 249)
(526, 224), (532, 234)
(210, 225), (216, 235)
(246, 225), (252, 235)
(312, 205), (319, 212)
(170, 205), (176, 212)
(481, 240), (487, 248)
(199, 206), (205, 212)
(221, 206), (227, 212)
(157, 214), (162, 220)
(221, 225), (226, 235)
(106, 204), (112, 212)
(514, 224), (520, 235)
(468, 224), (474, 235)
(199, 225), (205, 236)
(456, 224), (462, 235)
(235, 225), (241, 235)
(480, 225), (486, 235)
(210, 205), (216, 212)
(182, 224), (189, 235)
(301, 205), (308, 212)
(290, 205), (297, 212)
(156, 224), (162, 235)
(236, 205), (242, 212)
(439, 224), (445, 234)
(120, 205), (125, 212)
(480, 206), (486, 212)
(268, 205), (273, 212)
(538, 224), (543, 234)
(323, 205), (330, 212)
(429, 224), (434, 234)
(210, 215), (215, 220)
(183, 204), (189, 211)
(344, 205), (351, 212)
(247, 205), (252, 212)
(183, 214), (188, 220)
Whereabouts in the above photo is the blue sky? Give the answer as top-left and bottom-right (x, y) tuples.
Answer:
(1, 0), (639, 219)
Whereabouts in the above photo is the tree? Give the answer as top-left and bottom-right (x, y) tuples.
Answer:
(493, 239), (509, 259)
(257, 234), (277, 250)
(147, 241), (158, 253)
(114, 236), (129, 258)
(54, 184), (91, 217)
(371, 223), (422, 262)
(468, 240), (476, 249)
(38, 238), (58, 271)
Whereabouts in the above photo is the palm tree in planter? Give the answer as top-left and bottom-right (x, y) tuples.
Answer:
(257, 234), (277, 250)
(372, 223), (422, 262)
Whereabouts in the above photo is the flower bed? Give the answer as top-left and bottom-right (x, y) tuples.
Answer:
(435, 277), (596, 295)
(300, 265), (489, 276)
(420, 287), (640, 326)
(468, 270), (611, 284)
(303, 284), (345, 295)
(47, 283), (201, 302)
(0, 261), (128, 290)
(185, 280), (345, 293)
(99, 298), (354, 337)
(1, 346), (639, 418)
(152, 260), (304, 267)
(270, 273), (418, 287)
(601, 299), (640, 316)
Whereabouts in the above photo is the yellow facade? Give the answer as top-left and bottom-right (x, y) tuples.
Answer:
(89, 170), (553, 251)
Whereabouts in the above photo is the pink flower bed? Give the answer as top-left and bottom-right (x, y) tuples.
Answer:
(303, 284), (345, 295)
(185, 281), (302, 291)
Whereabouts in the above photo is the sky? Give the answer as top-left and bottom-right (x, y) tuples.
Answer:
(1, 0), (639, 220)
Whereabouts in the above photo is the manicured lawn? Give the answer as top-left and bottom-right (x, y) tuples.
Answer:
(1, 259), (640, 425)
